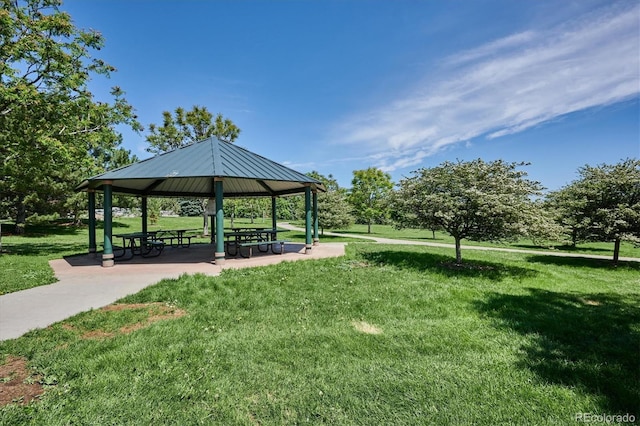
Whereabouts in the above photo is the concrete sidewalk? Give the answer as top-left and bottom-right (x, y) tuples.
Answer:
(0, 242), (345, 341)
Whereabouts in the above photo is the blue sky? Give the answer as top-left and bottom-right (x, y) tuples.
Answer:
(64, 0), (639, 191)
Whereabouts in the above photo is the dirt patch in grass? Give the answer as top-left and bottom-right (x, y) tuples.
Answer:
(579, 298), (602, 306)
(352, 320), (383, 335)
(0, 356), (44, 407)
(0, 303), (186, 407)
(67, 302), (187, 339)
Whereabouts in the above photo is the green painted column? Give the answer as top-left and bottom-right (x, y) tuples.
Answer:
(312, 191), (319, 246)
(271, 197), (277, 231)
(141, 197), (148, 234)
(305, 186), (312, 253)
(88, 190), (97, 254)
(102, 182), (114, 267)
(214, 179), (225, 264)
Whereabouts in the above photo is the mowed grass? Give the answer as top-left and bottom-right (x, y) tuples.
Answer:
(309, 223), (640, 259)
(2, 217), (636, 295)
(0, 217), (366, 295)
(1, 244), (638, 425)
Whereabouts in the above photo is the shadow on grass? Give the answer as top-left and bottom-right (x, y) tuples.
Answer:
(511, 243), (614, 255)
(6, 242), (87, 257)
(527, 255), (640, 271)
(476, 288), (640, 415)
(20, 224), (84, 237)
(359, 249), (537, 281)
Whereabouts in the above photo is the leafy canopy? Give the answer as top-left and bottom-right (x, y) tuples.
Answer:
(348, 167), (393, 233)
(546, 158), (640, 263)
(307, 171), (353, 234)
(392, 159), (543, 263)
(0, 0), (140, 229)
(146, 105), (240, 154)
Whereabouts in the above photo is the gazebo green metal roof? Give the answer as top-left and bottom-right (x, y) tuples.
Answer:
(77, 137), (325, 197)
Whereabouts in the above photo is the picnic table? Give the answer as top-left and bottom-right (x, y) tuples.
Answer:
(224, 228), (289, 258)
(156, 229), (199, 248)
(113, 231), (165, 260)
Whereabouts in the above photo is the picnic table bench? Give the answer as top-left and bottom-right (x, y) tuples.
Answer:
(156, 229), (199, 248)
(238, 240), (289, 258)
(113, 232), (165, 260)
(224, 228), (289, 258)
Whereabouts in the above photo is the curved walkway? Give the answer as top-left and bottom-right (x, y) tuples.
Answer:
(278, 223), (640, 263)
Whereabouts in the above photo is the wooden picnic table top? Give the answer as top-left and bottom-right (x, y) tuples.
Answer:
(113, 231), (157, 238)
(224, 228), (289, 236)
(156, 228), (199, 235)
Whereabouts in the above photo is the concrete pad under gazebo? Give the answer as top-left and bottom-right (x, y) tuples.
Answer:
(76, 137), (326, 267)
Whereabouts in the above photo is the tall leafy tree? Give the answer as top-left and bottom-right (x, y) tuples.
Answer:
(392, 159), (543, 264)
(546, 158), (640, 265)
(146, 105), (240, 154)
(65, 147), (140, 223)
(544, 185), (590, 247)
(145, 105), (240, 233)
(0, 0), (141, 232)
(307, 171), (353, 235)
(348, 167), (393, 234)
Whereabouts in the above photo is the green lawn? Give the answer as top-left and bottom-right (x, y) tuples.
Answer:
(313, 223), (640, 259)
(0, 217), (366, 295)
(0, 243), (638, 424)
(1, 218), (638, 296)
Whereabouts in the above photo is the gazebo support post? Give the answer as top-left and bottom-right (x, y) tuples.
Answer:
(102, 182), (114, 267)
(88, 190), (96, 255)
(141, 196), (148, 234)
(305, 186), (312, 253)
(271, 197), (277, 231)
(214, 179), (225, 265)
(312, 191), (319, 246)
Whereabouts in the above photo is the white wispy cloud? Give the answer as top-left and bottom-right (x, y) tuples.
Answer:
(337, 2), (640, 172)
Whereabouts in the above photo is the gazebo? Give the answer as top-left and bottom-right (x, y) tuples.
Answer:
(76, 137), (326, 267)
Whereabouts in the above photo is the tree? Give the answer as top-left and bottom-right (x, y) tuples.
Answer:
(146, 105), (240, 154)
(145, 105), (240, 234)
(307, 171), (353, 235)
(546, 158), (640, 265)
(65, 147), (140, 223)
(179, 199), (203, 217)
(348, 167), (393, 233)
(544, 185), (590, 247)
(0, 0), (141, 233)
(392, 159), (543, 264)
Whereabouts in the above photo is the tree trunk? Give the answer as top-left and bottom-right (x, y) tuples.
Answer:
(432, 229), (436, 239)
(455, 237), (462, 264)
(201, 199), (209, 236)
(202, 210), (209, 236)
(613, 238), (621, 266)
(367, 221), (371, 234)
